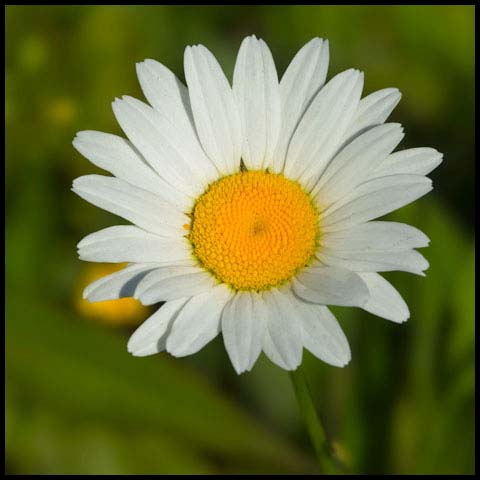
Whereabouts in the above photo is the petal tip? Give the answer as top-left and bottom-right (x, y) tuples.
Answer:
(127, 344), (140, 356)
(339, 357), (351, 368)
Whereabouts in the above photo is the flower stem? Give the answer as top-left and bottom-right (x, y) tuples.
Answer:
(289, 366), (342, 474)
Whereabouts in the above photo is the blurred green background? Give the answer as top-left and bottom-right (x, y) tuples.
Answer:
(5, 5), (474, 475)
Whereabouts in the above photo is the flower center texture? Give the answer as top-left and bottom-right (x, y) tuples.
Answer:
(188, 170), (319, 291)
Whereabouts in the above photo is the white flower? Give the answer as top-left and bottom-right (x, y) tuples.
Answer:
(72, 36), (442, 374)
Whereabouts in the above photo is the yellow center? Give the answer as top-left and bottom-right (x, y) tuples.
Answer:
(188, 170), (319, 291)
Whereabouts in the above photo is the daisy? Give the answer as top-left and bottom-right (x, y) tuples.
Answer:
(72, 35), (442, 374)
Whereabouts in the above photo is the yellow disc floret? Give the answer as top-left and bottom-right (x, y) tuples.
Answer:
(188, 170), (319, 291)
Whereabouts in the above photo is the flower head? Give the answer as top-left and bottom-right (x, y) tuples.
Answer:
(73, 35), (442, 373)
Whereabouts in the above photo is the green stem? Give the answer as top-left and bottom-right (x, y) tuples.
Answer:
(289, 366), (342, 474)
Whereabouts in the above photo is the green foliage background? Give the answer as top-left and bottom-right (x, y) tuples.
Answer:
(5, 5), (475, 474)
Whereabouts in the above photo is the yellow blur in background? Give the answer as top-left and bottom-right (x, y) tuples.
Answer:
(75, 263), (148, 326)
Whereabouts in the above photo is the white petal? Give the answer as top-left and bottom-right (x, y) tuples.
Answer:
(112, 96), (212, 198)
(247, 292), (268, 371)
(293, 297), (351, 367)
(77, 225), (191, 264)
(261, 288), (303, 370)
(272, 38), (329, 173)
(184, 44), (242, 175)
(127, 298), (189, 357)
(358, 272), (409, 323)
(248, 293), (270, 371)
(72, 131), (190, 211)
(320, 174), (433, 232)
(72, 175), (189, 237)
(221, 291), (265, 374)
(261, 330), (289, 370)
(284, 69), (363, 188)
(343, 88), (401, 143)
(134, 265), (201, 296)
(293, 264), (370, 307)
(136, 59), (196, 134)
(317, 248), (429, 276)
(320, 221), (430, 252)
(136, 60), (220, 180)
(233, 36), (281, 170)
(313, 123), (404, 205)
(83, 263), (162, 302)
(136, 269), (217, 305)
(166, 285), (233, 357)
(373, 147), (443, 177)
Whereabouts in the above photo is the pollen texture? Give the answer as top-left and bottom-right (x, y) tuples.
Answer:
(188, 170), (318, 291)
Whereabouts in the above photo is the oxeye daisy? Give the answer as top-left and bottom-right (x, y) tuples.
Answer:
(72, 35), (442, 374)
